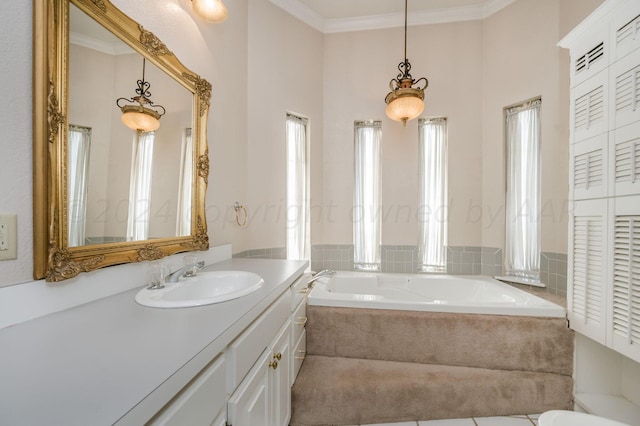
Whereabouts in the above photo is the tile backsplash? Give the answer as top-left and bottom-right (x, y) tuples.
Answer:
(234, 245), (567, 297)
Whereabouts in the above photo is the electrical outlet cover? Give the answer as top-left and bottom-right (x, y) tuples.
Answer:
(0, 214), (17, 260)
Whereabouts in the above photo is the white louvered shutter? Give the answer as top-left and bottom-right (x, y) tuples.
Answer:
(613, 127), (640, 197)
(610, 195), (640, 361)
(573, 136), (606, 200)
(576, 42), (605, 75)
(612, 54), (640, 128)
(613, 9), (640, 61)
(573, 70), (608, 142)
(569, 200), (607, 343)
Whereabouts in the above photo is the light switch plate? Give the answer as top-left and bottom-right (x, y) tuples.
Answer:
(0, 214), (17, 260)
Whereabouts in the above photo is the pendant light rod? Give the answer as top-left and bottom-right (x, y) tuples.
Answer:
(404, 0), (408, 62)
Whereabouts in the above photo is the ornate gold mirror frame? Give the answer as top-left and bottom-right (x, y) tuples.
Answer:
(33, 0), (211, 282)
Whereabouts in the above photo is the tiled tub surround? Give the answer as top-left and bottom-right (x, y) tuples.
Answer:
(235, 246), (567, 295)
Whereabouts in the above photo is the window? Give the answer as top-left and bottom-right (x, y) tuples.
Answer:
(353, 120), (382, 270)
(286, 114), (309, 261)
(418, 118), (448, 272)
(176, 128), (193, 236)
(126, 131), (155, 241)
(68, 125), (92, 247)
(504, 99), (541, 282)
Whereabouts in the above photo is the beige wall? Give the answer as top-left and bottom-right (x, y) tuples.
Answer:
(0, 0), (604, 288)
(322, 21), (484, 246)
(320, 0), (603, 254)
(481, 0), (603, 254)
(245, 0), (324, 250)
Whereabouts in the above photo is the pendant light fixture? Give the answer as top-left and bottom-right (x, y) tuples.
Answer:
(191, 0), (228, 23)
(384, 0), (428, 126)
(116, 58), (166, 133)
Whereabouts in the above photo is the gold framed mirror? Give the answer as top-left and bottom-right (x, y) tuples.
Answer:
(33, 0), (211, 282)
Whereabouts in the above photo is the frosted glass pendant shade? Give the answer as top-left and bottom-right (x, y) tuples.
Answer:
(120, 106), (161, 132)
(385, 94), (425, 125)
(192, 0), (228, 23)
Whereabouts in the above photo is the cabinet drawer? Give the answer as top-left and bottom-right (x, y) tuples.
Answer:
(291, 301), (307, 344)
(290, 274), (310, 311)
(292, 329), (306, 383)
(149, 353), (227, 426)
(227, 291), (290, 391)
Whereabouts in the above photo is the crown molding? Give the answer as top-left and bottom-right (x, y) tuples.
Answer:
(70, 32), (134, 55)
(270, 0), (517, 34)
(269, 0), (325, 32)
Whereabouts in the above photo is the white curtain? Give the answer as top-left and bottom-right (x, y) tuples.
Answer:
(286, 114), (309, 261)
(418, 118), (448, 272)
(68, 125), (91, 247)
(505, 100), (541, 281)
(176, 128), (193, 236)
(127, 131), (155, 241)
(353, 121), (382, 270)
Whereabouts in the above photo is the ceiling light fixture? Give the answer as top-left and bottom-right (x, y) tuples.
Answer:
(116, 58), (166, 133)
(384, 0), (428, 126)
(191, 0), (228, 23)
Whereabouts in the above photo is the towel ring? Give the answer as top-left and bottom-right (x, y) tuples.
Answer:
(234, 202), (248, 227)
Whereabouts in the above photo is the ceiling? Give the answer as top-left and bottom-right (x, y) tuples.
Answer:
(269, 0), (517, 33)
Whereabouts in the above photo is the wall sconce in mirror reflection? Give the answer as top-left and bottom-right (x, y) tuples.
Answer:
(191, 0), (228, 23)
(116, 58), (166, 132)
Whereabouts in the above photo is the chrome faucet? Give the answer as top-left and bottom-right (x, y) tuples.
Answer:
(307, 269), (336, 285)
(165, 261), (205, 283)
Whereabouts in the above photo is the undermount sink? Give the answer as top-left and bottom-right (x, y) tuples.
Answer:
(135, 270), (264, 308)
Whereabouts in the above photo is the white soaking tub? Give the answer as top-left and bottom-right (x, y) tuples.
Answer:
(307, 271), (565, 317)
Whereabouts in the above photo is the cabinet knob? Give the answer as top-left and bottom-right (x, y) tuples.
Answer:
(269, 360), (278, 370)
(273, 352), (282, 361)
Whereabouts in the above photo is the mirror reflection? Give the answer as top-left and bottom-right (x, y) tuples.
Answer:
(68, 4), (194, 247)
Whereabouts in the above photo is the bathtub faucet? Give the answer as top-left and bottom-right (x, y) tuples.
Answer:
(307, 269), (336, 285)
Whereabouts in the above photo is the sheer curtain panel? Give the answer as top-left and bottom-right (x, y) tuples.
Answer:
(353, 121), (382, 270)
(504, 99), (541, 282)
(176, 128), (193, 236)
(127, 131), (155, 241)
(418, 118), (448, 272)
(68, 125), (92, 247)
(286, 114), (309, 261)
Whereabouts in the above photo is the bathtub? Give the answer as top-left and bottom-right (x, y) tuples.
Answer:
(307, 271), (565, 317)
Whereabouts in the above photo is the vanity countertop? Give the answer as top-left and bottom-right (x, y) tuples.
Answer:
(0, 258), (307, 426)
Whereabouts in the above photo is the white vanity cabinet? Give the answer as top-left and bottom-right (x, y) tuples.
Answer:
(560, 0), (640, 422)
(227, 310), (292, 426)
(148, 268), (307, 426)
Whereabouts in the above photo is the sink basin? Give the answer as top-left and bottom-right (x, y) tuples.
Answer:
(135, 270), (264, 308)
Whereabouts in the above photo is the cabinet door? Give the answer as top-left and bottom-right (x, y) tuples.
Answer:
(610, 52), (640, 130)
(572, 69), (609, 143)
(270, 319), (292, 426)
(611, 0), (640, 62)
(149, 354), (227, 426)
(611, 121), (640, 197)
(568, 199), (608, 344)
(609, 195), (640, 362)
(572, 134), (608, 200)
(227, 350), (270, 426)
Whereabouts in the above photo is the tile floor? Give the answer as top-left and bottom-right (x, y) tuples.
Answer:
(357, 413), (541, 426)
